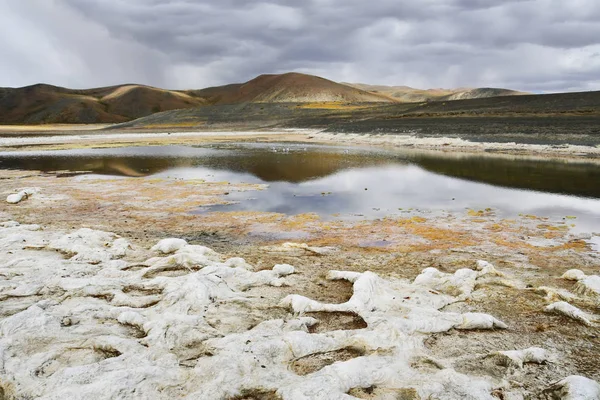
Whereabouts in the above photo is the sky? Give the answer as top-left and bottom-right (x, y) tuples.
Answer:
(1, 0), (599, 92)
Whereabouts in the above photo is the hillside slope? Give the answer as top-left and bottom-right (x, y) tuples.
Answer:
(0, 84), (205, 124)
(115, 89), (600, 135)
(188, 73), (395, 104)
(441, 88), (526, 101)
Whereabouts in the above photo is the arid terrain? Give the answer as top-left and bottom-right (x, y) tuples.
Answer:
(2, 72), (543, 127)
(1, 74), (600, 399)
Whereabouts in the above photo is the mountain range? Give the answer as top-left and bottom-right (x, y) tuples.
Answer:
(0, 72), (528, 125)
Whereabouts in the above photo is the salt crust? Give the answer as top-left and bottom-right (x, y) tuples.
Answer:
(0, 222), (598, 399)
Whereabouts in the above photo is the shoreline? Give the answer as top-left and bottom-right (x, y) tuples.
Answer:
(0, 129), (599, 162)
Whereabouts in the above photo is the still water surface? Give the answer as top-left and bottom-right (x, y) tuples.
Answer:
(1, 143), (600, 245)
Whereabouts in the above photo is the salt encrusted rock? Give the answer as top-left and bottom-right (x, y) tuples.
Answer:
(574, 275), (600, 300)
(151, 238), (188, 254)
(491, 347), (548, 368)
(6, 187), (39, 204)
(48, 228), (130, 264)
(536, 286), (578, 303)
(272, 264), (295, 275)
(412, 261), (504, 301)
(456, 313), (508, 330)
(544, 375), (600, 400)
(544, 301), (595, 326)
(558, 269), (600, 304)
(562, 269), (587, 281)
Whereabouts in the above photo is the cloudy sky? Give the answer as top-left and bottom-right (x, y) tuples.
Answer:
(1, 0), (599, 92)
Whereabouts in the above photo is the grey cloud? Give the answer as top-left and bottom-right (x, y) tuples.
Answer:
(1, 0), (599, 92)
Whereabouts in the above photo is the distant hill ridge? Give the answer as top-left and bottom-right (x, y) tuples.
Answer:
(187, 73), (394, 104)
(0, 72), (526, 124)
(342, 82), (527, 102)
(0, 83), (205, 124)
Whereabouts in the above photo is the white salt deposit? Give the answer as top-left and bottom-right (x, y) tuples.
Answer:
(544, 375), (600, 400)
(48, 228), (131, 264)
(5, 187), (39, 204)
(151, 238), (188, 254)
(0, 222), (598, 399)
(492, 347), (549, 369)
(562, 269), (588, 281)
(544, 301), (596, 326)
(559, 269), (600, 305)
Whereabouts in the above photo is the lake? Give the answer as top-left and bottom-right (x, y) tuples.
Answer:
(1, 143), (600, 247)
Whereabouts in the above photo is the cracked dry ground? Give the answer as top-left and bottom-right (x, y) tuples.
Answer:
(1, 169), (599, 399)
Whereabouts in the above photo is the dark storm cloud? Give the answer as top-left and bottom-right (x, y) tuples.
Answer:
(1, 0), (599, 92)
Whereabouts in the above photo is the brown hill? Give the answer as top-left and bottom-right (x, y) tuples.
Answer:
(440, 87), (527, 101)
(188, 73), (395, 104)
(0, 73), (529, 125)
(0, 84), (205, 124)
(343, 83), (526, 102)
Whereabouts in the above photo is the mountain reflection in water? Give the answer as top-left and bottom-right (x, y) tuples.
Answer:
(1, 143), (599, 199)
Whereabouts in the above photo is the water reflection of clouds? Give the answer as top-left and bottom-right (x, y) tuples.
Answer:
(5, 143), (600, 234)
(153, 167), (262, 184)
(182, 164), (600, 234)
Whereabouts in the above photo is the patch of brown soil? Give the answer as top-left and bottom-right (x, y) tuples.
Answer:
(306, 311), (368, 333)
(228, 389), (281, 400)
(348, 386), (420, 399)
(290, 347), (365, 375)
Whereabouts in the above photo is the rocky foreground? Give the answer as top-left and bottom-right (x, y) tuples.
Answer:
(1, 220), (599, 399)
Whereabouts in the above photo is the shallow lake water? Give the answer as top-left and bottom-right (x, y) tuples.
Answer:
(1, 143), (600, 246)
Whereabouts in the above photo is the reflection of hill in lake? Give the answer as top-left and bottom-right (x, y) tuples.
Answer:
(1, 146), (600, 198)
(0, 149), (396, 182)
(211, 151), (395, 182)
(409, 153), (600, 199)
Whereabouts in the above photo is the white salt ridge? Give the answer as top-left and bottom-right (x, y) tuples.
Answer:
(151, 237), (188, 254)
(0, 223), (597, 399)
(544, 301), (596, 326)
(6, 187), (39, 204)
(536, 286), (579, 303)
(562, 269), (588, 281)
(48, 228), (131, 264)
(560, 269), (600, 305)
(492, 347), (549, 369)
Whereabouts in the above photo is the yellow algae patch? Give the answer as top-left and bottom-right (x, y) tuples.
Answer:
(408, 225), (475, 249)
(553, 239), (589, 251)
(489, 223), (505, 232)
(537, 224), (569, 231)
(543, 231), (563, 239)
(279, 213), (322, 229)
(518, 213), (547, 220)
(397, 216), (427, 226)
(467, 208), (494, 217)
